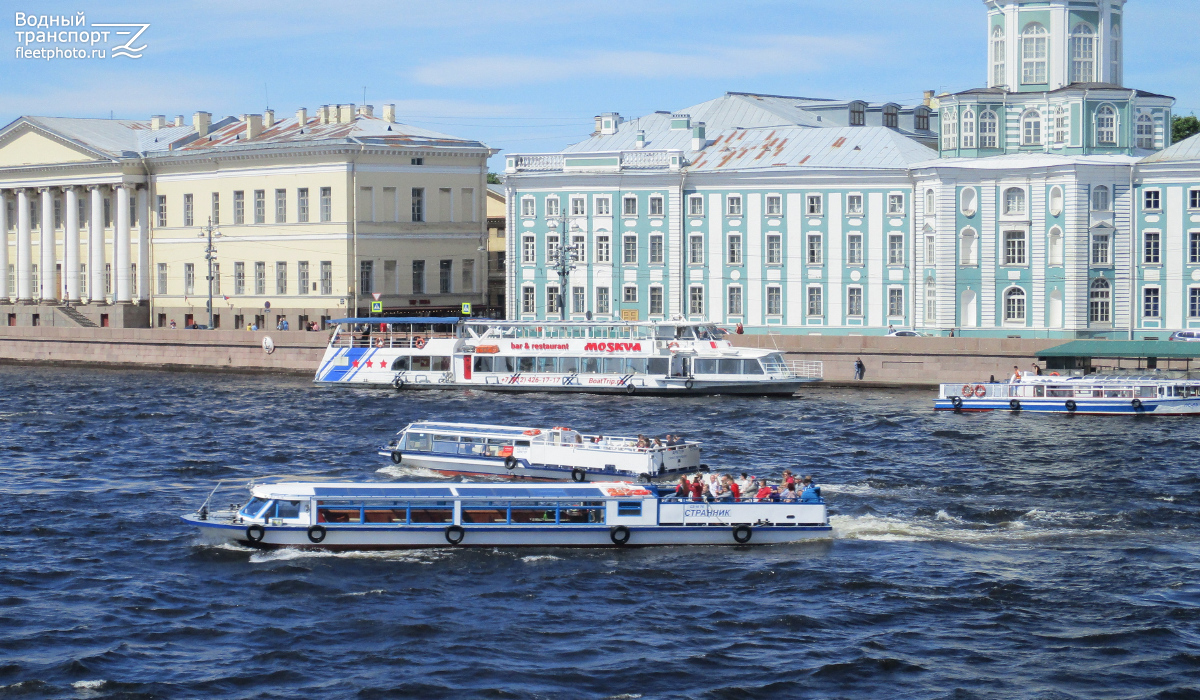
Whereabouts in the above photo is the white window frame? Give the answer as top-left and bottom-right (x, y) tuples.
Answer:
(727, 234), (743, 265)
(522, 285), (536, 314)
(887, 193), (905, 215)
(1143, 285), (1161, 319)
(807, 234), (823, 265)
(942, 109), (958, 150)
(847, 286), (864, 317)
(1144, 230), (1162, 265)
(1092, 185), (1110, 212)
(1021, 23), (1048, 84)
(689, 286), (704, 316)
(766, 285), (782, 316)
(595, 196), (611, 216)
(806, 285), (823, 318)
(1144, 189), (1162, 212)
(991, 26), (1006, 87)
(1004, 286), (1027, 323)
(1070, 23), (1096, 83)
(1091, 231), (1111, 267)
(1136, 114), (1154, 149)
(649, 234), (664, 265)
(1189, 188), (1200, 211)
(648, 195), (664, 217)
(846, 233), (864, 266)
(521, 197), (536, 217)
(545, 196), (560, 218)
(888, 233), (905, 266)
(570, 196), (586, 217)
(726, 195), (743, 217)
(1003, 187), (1027, 217)
(689, 234), (704, 265)
(522, 235), (536, 264)
(1090, 277), (1112, 324)
(726, 285), (743, 317)
(623, 284), (638, 304)
(688, 195), (704, 217)
(1096, 104), (1118, 146)
(979, 111), (999, 149)
(961, 109), (976, 149)
(622, 234), (638, 264)
(765, 194), (782, 216)
(623, 195), (638, 217)
(887, 287), (905, 319)
(846, 194), (864, 216)
(1021, 110), (1042, 146)
(1004, 230), (1028, 266)
(649, 285), (664, 316)
(595, 234), (611, 263)
(596, 286), (611, 314)
(766, 234), (782, 265)
(806, 194), (823, 217)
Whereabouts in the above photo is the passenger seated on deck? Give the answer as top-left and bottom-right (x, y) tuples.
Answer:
(636, 435), (650, 449)
(724, 475), (740, 502)
(755, 482), (776, 502)
(675, 476), (691, 499)
(653, 437), (663, 448)
(707, 474), (724, 502)
(780, 482), (799, 502)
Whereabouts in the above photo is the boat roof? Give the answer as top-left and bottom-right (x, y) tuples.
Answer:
(250, 481), (653, 499)
(330, 317), (463, 325)
(1037, 340), (1200, 360)
(405, 421), (570, 436)
(461, 319), (723, 328)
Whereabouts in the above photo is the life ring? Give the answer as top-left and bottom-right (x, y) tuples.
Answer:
(951, 396), (963, 411)
(609, 525), (631, 546)
(444, 525), (465, 545)
(732, 525), (753, 544)
(961, 384), (974, 398)
(974, 384), (986, 398)
(625, 383), (636, 395)
(684, 379), (694, 390)
(1131, 398), (1143, 411)
(413, 336), (426, 349)
(391, 451), (403, 465)
(392, 376), (405, 390)
(571, 467), (587, 482)
(245, 524), (265, 543)
(1065, 400), (1077, 412)
(522, 429), (541, 436)
(505, 456), (518, 470)
(552, 426), (570, 432)
(1050, 372), (1060, 376)
(1010, 399), (1021, 411)
(668, 341), (680, 351)
(307, 525), (326, 543)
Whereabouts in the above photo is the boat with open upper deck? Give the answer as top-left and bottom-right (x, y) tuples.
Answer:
(935, 373), (1200, 415)
(183, 480), (831, 549)
(379, 421), (704, 482)
(314, 317), (821, 396)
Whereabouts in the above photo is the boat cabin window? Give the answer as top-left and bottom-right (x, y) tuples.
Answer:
(433, 434), (459, 452)
(694, 358), (759, 375)
(462, 500), (605, 525)
(648, 357), (669, 375)
(473, 356), (492, 373)
(654, 326), (674, 340)
(560, 357), (580, 373)
(405, 432), (432, 451)
(1103, 388), (1133, 398)
(485, 439), (513, 457)
(617, 501), (643, 516)
(515, 440), (531, 448)
(459, 436), (485, 455)
(392, 356), (409, 371)
(1047, 386), (1072, 397)
(518, 357), (535, 372)
(1179, 386), (1200, 398)
(412, 356), (431, 371)
(274, 500), (302, 519)
(675, 326), (696, 340)
(537, 357), (557, 373)
(239, 497), (272, 518)
(1138, 386), (1156, 398)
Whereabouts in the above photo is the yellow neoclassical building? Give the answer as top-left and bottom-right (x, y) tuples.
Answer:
(0, 104), (495, 328)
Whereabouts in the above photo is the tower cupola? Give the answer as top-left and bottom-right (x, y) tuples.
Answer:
(985, 0), (1125, 92)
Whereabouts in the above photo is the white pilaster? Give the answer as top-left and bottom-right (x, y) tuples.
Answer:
(64, 186), (80, 303)
(0, 190), (8, 302)
(39, 187), (57, 302)
(88, 186), (105, 303)
(16, 189), (32, 301)
(137, 186), (149, 301)
(115, 184), (131, 303)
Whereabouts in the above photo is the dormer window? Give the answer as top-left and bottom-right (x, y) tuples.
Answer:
(915, 108), (930, 131)
(850, 102), (865, 127)
(883, 105), (898, 129)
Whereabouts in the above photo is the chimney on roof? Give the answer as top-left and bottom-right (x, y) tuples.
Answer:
(382, 104), (395, 123)
(593, 116), (602, 135)
(692, 122), (706, 151)
(243, 114), (263, 139)
(264, 109), (275, 128)
(923, 90), (934, 107)
(635, 130), (645, 149)
(358, 105), (373, 118)
(338, 104), (355, 124)
(150, 115), (165, 130)
(193, 111), (211, 138)
(296, 108), (308, 127)
(317, 105), (328, 124)
(173, 115), (184, 127)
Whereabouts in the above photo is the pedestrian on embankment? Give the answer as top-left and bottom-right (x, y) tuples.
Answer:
(854, 357), (866, 381)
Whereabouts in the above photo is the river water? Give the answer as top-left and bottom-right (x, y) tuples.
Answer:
(0, 365), (1197, 699)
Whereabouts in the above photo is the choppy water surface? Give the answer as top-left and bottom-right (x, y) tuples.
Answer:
(1, 365), (1198, 699)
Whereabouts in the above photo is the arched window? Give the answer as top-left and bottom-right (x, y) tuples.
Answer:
(1090, 277), (1111, 323)
(1004, 187), (1027, 216)
(942, 109), (958, 150)
(1136, 114), (1155, 149)
(1004, 287), (1027, 322)
(961, 109), (976, 148)
(1092, 185), (1110, 211)
(1021, 23), (1048, 84)
(1022, 109), (1042, 146)
(850, 101), (866, 126)
(991, 26), (1006, 87)
(979, 110), (999, 149)
(1096, 105), (1117, 145)
(925, 189), (935, 215)
(1048, 226), (1064, 266)
(960, 227), (977, 266)
(1053, 105), (1068, 144)
(1110, 25), (1122, 85)
(1071, 24), (1096, 83)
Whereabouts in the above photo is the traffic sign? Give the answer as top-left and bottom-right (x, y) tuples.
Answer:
(460, 302), (472, 315)
(371, 301), (383, 313)
(372, 292), (382, 301)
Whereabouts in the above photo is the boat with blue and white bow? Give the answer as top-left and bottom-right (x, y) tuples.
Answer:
(936, 374), (1200, 415)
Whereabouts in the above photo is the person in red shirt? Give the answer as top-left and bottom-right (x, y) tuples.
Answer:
(755, 482), (775, 502)
(689, 477), (704, 502)
(782, 470), (796, 487)
(724, 475), (740, 502)
(674, 475), (691, 499)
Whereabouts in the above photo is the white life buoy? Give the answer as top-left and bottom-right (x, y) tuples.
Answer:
(262, 336), (275, 354)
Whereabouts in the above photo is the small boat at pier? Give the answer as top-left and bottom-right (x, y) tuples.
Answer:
(935, 374), (1200, 415)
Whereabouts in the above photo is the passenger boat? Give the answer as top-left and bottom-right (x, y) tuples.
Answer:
(935, 374), (1200, 415)
(313, 317), (821, 396)
(379, 421), (704, 482)
(182, 480), (831, 549)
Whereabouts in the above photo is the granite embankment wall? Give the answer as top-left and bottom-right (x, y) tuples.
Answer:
(730, 335), (1062, 387)
(0, 327), (329, 374)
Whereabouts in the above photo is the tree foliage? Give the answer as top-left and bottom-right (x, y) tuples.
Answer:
(1174, 115), (1200, 144)
(486, 172), (503, 184)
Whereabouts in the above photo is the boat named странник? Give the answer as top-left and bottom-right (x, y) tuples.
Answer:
(183, 480), (831, 549)
(380, 421), (705, 482)
(935, 374), (1200, 415)
(314, 317), (821, 396)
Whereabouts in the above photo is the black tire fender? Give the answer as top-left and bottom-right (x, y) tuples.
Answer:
(1065, 400), (1077, 412)
(684, 379), (694, 390)
(390, 451), (403, 465)
(444, 525), (465, 545)
(307, 525), (327, 543)
(571, 467), (587, 483)
(699, 464), (710, 473)
(392, 376), (404, 390)
(1010, 399), (1021, 412)
(505, 455), (518, 470)
(609, 525), (631, 546)
(951, 396), (963, 411)
(625, 382), (636, 395)
(732, 525), (753, 544)
(1132, 398), (1143, 411)
(245, 524), (265, 543)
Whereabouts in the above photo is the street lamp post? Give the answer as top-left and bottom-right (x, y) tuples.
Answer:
(547, 214), (583, 321)
(198, 217), (221, 330)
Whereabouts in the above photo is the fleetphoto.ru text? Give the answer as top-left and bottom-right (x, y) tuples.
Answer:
(13, 11), (149, 60)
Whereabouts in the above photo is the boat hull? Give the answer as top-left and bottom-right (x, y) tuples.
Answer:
(933, 398), (1200, 415)
(324, 376), (809, 396)
(382, 453), (700, 482)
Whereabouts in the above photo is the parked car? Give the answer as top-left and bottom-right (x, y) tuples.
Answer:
(1168, 330), (1200, 341)
(887, 330), (926, 337)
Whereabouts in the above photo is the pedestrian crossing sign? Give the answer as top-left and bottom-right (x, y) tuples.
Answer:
(371, 301), (383, 313)
(461, 302), (472, 315)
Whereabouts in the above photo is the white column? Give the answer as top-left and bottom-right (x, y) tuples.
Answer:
(16, 189), (32, 301)
(39, 187), (57, 302)
(0, 190), (8, 302)
(88, 186), (105, 303)
(64, 186), (80, 303)
(136, 186), (149, 302)
(115, 184), (131, 303)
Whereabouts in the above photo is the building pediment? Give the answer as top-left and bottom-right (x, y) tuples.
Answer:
(0, 121), (110, 169)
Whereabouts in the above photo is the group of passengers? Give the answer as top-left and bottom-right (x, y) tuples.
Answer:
(673, 469), (820, 503)
(634, 434), (683, 449)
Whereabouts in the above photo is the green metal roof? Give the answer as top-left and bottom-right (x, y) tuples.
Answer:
(1037, 340), (1200, 359)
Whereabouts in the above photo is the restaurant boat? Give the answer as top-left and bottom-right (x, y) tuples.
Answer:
(935, 374), (1200, 415)
(379, 421), (704, 482)
(183, 480), (831, 549)
(313, 317), (821, 396)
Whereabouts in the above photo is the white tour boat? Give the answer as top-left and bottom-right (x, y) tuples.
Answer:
(935, 374), (1200, 415)
(379, 421), (705, 482)
(183, 480), (831, 549)
(313, 317), (821, 396)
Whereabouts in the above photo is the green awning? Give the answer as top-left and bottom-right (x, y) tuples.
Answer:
(1037, 340), (1200, 359)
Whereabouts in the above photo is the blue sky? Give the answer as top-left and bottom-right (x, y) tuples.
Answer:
(3, 0), (1198, 171)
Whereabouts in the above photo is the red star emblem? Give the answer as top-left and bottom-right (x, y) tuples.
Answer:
(352, 360), (359, 368)
(365, 360), (373, 368)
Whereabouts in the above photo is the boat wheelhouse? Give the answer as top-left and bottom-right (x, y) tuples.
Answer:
(314, 317), (821, 396)
(183, 480), (831, 549)
(380, 421), (704, 482)
(935, 375), (1200, 415)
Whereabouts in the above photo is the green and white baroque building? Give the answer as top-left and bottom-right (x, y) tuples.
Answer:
(505, 0), (1200, 338)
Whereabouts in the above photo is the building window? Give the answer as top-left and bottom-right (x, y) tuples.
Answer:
(1093, 185), (1110, 211)
(727, 286), (743, 316)
(297, 188), (309, 223)
(1004, 230), (1027, 266)
(234, 262), (245, 295)
(925, 280), (937, 322)
(887, 194), (904, 215)
(623, 235), (638, 264)
(942, 109), (958, 150)
(155, 195), (166, 227)
(183, 194), (193, 227)
(1190, 188), (1200, 210)
(727, 234), (742, 265)
(623, 196), (638, 217)
(766, 195), (782, 216)
(1004, 188), (1027, 216)
(570, 197), (586, 216)
(410, 188), (423, 222)
(847, 194), (863, 215)
(545, 197), (560, 217)
(689, 235), (704, 264)
(883, 105), (898, 129)
(925, 189), (935, 215)
(440, 259), (452, 294)
(596, 235), (611, 263)
(1136, 115), (1154, 149)
(1021, 23), (1048, 84)
(649, 234), (664, 264)
(916, 109), (930, 131)
(847, 287), (863, 317)
(727, 195), (742, 216)
(806, 194), (822, 216)
(1049, 227), (1064, 266)
(276, 262), (287, 295)
(211, 193), (220, 225)
(1144, 287), (1161, 318)
(850, 102), (865, 126)
(1090, 278), (1111, 323)
(888, 234), (905, 265)
(1053, 106), (1069, 144)
(1022, 110), (1042, 146)
(595, 197), (610, 216)
(689, 286), (704, 316)
(462, 259), (475, 291)
(211, 263), (220, 295)
(961, 109), (976, 149)
(275, 189), (286, 223)
(807, 286), (823, 317)
(688, 195), (704, 216)
(521, 235), (536, 264)
(572, 235), (586, 263)
(251, 262), (264, 295)
(596, 287), (610, 314)
(1111, 25), (1122, 84)
(649, 286), (664, 315)
(546, 234), (560, 262)
(1096, 105), (1117, 145)
(991, 26), (1006, 86)
(767, 286), (782, 316)
(320, 261), (332, 295)
(412, 260), (425, 294)
(807, 234), (823, 265)
(233, 191), (245, 224)
(623, 285), (638, 303)
(522, 286), (535, 314)
(844, 233), (863, 265)
(1191, 288), (1200, 318)
(298, 261), (309, 295)
(521, 198), (535, 217)
(979, 110), (999, 149)
(925, 235), (936, 265)
(766, 234), (782, 265)
(572, 286), (586, 314)
(182, 263), (194, 296)
(157, 263), (167, 295)
(888, 288), (905, 318)
(1191, 232), (1200, 264)
(1144, 232), (1161, 264)
(315, 187), (330, 222)
(1144, 190), (1161, 211)
(1092, 232), (1110, 266)
(1071, 24), (1096, 83)
(648, 196), (663, 217)
(253, 190), (265, 224)
(1004, 287), (1026, 322)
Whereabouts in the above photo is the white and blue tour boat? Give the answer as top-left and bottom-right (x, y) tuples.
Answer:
(314, 317), (821, 396)
(935, 374), (1200, 415)
(381, 421), (705, 482)
(183, 480), (832, 549)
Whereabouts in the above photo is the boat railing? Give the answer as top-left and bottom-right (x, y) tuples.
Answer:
(331, 333), (454, 349)
(761, 359), (823, 379)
